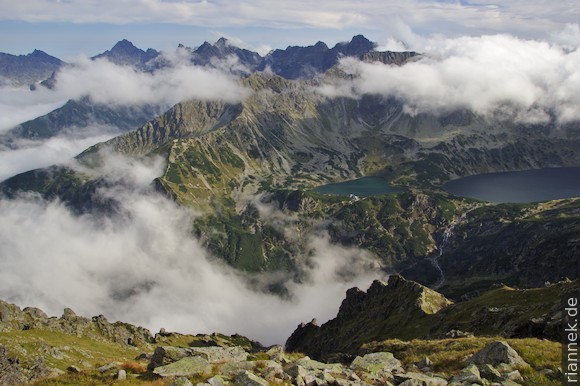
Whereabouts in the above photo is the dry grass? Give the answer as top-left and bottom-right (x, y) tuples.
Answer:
(121, 361), (147, 374)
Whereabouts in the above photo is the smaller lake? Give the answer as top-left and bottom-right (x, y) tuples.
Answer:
(313, 176), (402, 197)
(443, 167), (580, 203)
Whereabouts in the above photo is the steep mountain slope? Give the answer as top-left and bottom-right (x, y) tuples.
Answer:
(0, 50), (64, 87)
(0, 97), (167, 145)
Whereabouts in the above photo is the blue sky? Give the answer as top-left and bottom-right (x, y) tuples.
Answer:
(0, 0), (579, 59)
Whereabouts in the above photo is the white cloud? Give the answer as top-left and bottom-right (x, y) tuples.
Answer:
(320, 34), (580, 124)
(0, 87), (67, 133)
(0, 133), (116, 182)
(53, 56), (249, 106)
(0, 153), (382, 345)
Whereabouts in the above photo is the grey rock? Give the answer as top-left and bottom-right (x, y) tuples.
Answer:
(153, 356), (212, 377)
(149, 346), (191, 369)
(477, 364), (501, 381)
(395, 371), (448, 386)
(117, 369), (127, 380)
(467, 342), (528, 368)
(190, 345), (248, 363)
(0, 346), (28, 386)
(97, 361), (121, 373)
(172, 377), (194, 386)
(449, 364), (482, 385)
(235, 370), (269, 386)
(499, 381), (521, 386)
(217, 360), (255, 377)
(503, 370), (523, 382)
(207, 375), (226, 386)
(350, 352), (403, 375)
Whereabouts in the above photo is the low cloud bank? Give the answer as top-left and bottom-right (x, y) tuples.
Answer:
(321, 33), (580, 124)
(0, 133), (117, 182)
(0, 154), (382, 345)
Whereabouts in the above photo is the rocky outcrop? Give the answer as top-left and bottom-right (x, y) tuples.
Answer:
(286, 275), (453, 359)
(0, 299), (154, 347)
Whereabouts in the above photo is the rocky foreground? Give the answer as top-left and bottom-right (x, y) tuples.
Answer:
(0, 275), (574, 385)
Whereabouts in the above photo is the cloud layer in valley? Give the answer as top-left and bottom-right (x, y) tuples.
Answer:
(0, 154), (382, 344)
(319, 33), (580, 124)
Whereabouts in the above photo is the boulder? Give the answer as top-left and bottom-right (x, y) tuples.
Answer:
(153, 356), (212, 378)
(477, 363), (502, 381)
(449, 364), (482, 385)
(394, 372), (448, 386)
(467, 342), (528, 368)
(190, 346), (248, 363)
(350, 352), (404, 375)
(117, 369), (126, 380)
(207, 375), (226, 386)
(235, 370), (269, 386)
(149, 346), (191, 369)
(171, 377), (194, 386)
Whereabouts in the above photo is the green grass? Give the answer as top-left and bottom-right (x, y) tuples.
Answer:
(362, 337), (561, 385)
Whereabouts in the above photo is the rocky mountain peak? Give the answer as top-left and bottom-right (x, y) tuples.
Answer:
(92, 39), (159, 67)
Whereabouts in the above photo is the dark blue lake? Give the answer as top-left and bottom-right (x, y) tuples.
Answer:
(443, 167), (580, 203)
(313, 176), (402, 197)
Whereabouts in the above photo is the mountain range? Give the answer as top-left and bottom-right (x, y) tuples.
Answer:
(2, 66), (579, 296)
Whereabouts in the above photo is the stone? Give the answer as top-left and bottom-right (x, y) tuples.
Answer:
(207, 375), (226, 386)
(0, 346), (28, 386)
(97, 361), (121, 373)
(117, 369), (127, 380)
(499, 381), (521, 386)
(418, 356), (433, 371)
(62, 308), (77, 320)
(394, 371), (448, 386)
(217, 360), (255, 377)
(449, 364), (482, 385)
(477, 364), (501, 381)
(503, 370), (523, 382)
(29, 356), (54, 382)
(67, 365), (81, 373)
(171, 377), (194, 386)
(235, 370), (270, 386)
(265, 345), (290, 363)
(149, 346), (191, 369)
(153, 356), (212, 378)
(444, 330), (474, 339)
(467, 342), (528, 368)
(350, 352), (404, 375)
(190, 346), (248, 363)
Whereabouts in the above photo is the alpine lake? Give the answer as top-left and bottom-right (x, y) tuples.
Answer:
(443, 167), (580, 203)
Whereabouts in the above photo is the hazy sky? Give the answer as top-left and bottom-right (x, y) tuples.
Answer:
(0, 0), (579, 59)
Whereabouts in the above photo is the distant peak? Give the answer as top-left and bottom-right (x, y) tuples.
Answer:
(216, 37), (229, 47)
(351, 34), (371, 43)
(112, 39), (138, 50)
